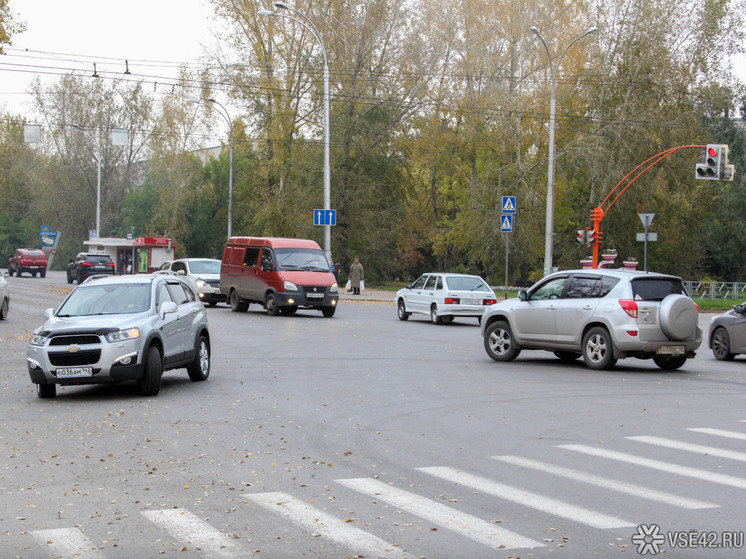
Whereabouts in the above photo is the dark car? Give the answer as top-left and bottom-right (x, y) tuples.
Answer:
(67, 252), (116, 284)
(27, 273), (210, 398)
(8, 249), (48, 278)
(709, 302), (746, 360)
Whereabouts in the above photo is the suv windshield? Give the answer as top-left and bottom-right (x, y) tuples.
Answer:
(630, 278), (685, 301)
(57, 284), (151, 316)
(189, 260), (220, 274)
(275, 248), (330, 272)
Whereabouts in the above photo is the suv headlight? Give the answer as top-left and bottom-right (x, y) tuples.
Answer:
(106, 328), (140, 343)
(196, 279), (207, 288)
(284, 280), (298, 291)
(29, 332), (50, 346)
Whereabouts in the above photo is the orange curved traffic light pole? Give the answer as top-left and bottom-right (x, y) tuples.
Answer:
(589, 145), (705, 269)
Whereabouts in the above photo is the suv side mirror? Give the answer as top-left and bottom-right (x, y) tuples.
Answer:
(159, 301), (178, 319)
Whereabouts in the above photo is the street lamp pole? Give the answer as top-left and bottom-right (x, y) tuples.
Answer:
(73, 124), (102, 235)
(531, 26), (598, 275)
(190, 98), (235, 239)
(260, 1), (331, 261)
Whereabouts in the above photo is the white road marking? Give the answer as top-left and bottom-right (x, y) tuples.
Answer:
(141, 508), (242, 558)
(561, 444), (746, 489)
(246, 491), (408, 558)
(687, 427), (746, 441)
(32, 527), (105, 559)
(417, 466), (635, 529)
(337, 477), (542, 550)
(492, 455), (717, 509)
(628, 435), (746, 462)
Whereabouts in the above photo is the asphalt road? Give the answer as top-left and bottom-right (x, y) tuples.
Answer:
(1, 272), (745, 558)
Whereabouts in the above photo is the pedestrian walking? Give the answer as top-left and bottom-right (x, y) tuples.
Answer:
(349, 257), (364, 295)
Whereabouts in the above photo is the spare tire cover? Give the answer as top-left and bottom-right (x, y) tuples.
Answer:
(659, 294), (698, 340)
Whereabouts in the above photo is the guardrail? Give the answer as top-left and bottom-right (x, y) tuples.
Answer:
(683, 281), (746, 300)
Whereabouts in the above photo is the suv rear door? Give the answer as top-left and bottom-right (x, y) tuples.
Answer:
(629, 277), (689, 342)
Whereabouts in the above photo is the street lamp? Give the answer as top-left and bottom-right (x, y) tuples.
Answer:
(531, 25), (598, 275)
(189, 97), (235, 239)
(72, 124), (102, 235)
(259, 1), (332, 261)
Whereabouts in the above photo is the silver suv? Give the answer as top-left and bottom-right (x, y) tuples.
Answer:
(481, 269), (701, 370)
(27, 274), (210, 398)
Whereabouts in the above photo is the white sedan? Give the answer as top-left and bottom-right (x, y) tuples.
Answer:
(157, 258), (226, 306)
(0, 270), (9, 320)
(396, 273), (497, 324)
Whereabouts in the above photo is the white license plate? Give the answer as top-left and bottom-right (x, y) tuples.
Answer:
(463, 298), (480, 305)
(307, 293), (324, 299)
(659, 345), (685, 356)
(56, 367), (93, 378)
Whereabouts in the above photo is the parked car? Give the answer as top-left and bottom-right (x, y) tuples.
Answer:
(220, 237), (339, 317)
(8, 248), (48, 277)
(709, 303), (746, 360)
(67, 252), (116, 284)
(0, 271), (9, 320)
(481, 269), (702, 370)
(27, 273), (210, 398)
(396, 273), (497, 324)
(157, 258), (226, 306)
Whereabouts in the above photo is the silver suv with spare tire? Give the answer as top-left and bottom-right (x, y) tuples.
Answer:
(481, 269), (701, 370)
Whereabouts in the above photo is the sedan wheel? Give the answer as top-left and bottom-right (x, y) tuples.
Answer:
(653, 356), (688, 370)
(430, 304), (442, 324)
(0, 298), (7, 320)
(484, 320), (521, 362)
(397, 300), (410, 321)
(711, 327), (735, 361)
(582, 327), (617, 370)
(187, 335), (210, 381)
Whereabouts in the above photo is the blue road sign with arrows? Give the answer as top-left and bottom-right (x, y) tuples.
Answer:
(314, 209), (337, 226)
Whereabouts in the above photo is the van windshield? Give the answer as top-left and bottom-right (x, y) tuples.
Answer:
(275, 248), (331, 272)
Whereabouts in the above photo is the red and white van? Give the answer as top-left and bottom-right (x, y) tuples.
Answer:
(220, 237), (339, 317)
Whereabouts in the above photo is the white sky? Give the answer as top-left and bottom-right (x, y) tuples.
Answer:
(2, 0), (745, 118)
(0, 0), (219, 115)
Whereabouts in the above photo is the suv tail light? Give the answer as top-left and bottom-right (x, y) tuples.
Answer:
(619, 299), (638, 318)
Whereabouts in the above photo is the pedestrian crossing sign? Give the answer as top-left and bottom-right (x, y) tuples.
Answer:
(502, 196), (516, 214)
(501, 215), (513, 233)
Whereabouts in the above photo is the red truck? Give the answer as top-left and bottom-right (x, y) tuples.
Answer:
(8, 248), (48, 278)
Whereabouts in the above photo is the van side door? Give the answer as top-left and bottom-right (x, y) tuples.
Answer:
(239, 247), (261, 301)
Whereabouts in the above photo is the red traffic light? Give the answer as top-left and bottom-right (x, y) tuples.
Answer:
(707, 146), (718, 157)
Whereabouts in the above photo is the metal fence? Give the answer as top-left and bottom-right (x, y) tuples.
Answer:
(683, 281), (746, 301)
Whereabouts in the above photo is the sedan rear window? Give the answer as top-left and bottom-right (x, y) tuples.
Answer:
(445, 276), (490, 291)
(630, 278), (685, 301)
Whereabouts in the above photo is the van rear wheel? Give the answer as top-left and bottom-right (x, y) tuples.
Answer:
(230, 291), (248, 312)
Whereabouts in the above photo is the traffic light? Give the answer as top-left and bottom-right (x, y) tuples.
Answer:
(576, 230), (588, 245)
(587, 229), (597, 245)
(696, 144), (722, 180)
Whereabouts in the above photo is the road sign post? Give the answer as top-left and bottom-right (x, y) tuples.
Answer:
(637, 213), (656, 272)
(501, 197), (516, 300)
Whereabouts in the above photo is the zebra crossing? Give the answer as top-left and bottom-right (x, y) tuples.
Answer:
(27, 420), (746, 558)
